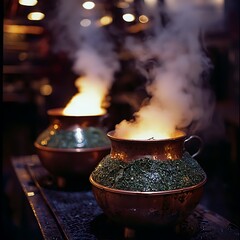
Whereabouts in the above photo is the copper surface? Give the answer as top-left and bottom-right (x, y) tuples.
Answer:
(35, 143), (110, 178)
(107, 130), (202, 162)
(90, 174), (207, 227)
(47, 108), (107, 129)
(34, 108), (110, 178)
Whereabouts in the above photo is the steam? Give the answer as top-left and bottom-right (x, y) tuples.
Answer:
(115, 2), (215, 139)
(49, 0), (119, 114)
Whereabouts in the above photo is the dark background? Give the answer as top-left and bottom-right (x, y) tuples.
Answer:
(3, 0), (239, 239)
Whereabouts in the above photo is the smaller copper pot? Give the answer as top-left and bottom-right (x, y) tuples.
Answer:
(34, 108), (110, 178)
(90, 175), (206, 227)
(35, 144), (110, 178)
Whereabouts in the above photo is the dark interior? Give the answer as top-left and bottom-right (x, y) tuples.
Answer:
(3, 0), (239, 239)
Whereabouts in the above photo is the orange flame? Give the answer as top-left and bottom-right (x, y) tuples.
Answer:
(123, 129), (172, 140)
(114, 110), (184, 140)
(126, 130), (184, 140)
(114, 124), (182, 140)
(63, 76), (106, 116)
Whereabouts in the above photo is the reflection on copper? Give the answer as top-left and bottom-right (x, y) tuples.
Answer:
(90, 129), (206, 227)
(34, 108), (110, 179)
(107, 130), (187, 162)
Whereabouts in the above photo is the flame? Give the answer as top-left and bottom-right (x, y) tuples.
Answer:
(63, 76), (106, 116)
(124, 129), (171, 140)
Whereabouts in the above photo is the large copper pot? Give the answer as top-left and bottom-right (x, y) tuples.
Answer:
(90, 130), (206, 227)
(34, 108), (110, 179)
(90, 175), (206, 227)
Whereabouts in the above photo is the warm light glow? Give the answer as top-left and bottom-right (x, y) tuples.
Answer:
(114, 126), (183, 140)
(121, 130), (171, 140)
(80, 19), (92, 27)
(18, 52), (28, 61)
(116, 2), (129, 8)
(4, 24), (44, 34)
(63, 77), (106, 116)
(123, 13), (135, 22)
(19, 0), (37, 6)
(139, 15), (149, 23)
(213, 0), (224, 7)
(98, 16), (113, 26)
(144, 0), (158, 7)
(27, 192), (35, 197)
(40, 84), (52, 96)
(82, 1), (95, 9)
(27, 12), (45, 21)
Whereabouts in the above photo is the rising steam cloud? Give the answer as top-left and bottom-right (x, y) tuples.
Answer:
(115, 1), (215, 139)
(49, 0), (119, 114)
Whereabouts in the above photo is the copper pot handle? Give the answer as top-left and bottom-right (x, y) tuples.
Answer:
(184, 135), (203, 158)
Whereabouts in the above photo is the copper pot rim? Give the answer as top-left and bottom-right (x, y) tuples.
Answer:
(47, 108), (107, 117)
(107, 130), (187, 142)
(34, 142), (110, 153)
(89, 174), (207, 195)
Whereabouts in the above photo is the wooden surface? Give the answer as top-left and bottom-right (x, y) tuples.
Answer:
(12, 155), (240, 240)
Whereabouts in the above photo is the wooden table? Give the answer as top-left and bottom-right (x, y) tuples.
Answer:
(12, 155), (240, 240)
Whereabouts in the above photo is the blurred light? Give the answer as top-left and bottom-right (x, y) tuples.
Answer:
(40, 84), (52, 96)
(144, 0), (158, 7)
(18, 52), (28, 61)
(213, 0), (224, 7)
(99, 16), (113, 26)
(80, 19), (92, 27)
(19, 0), (38, 6)
(82, 1), (95, 10)
(4, 24), (44, 34)
(125, 0), (134, 3)
(123, 13), (135, 22)
(27, 192), (35, 197)
(116, 2), (129, 8)
(139, 15), (149, 23)
(27, 12), (45, 21)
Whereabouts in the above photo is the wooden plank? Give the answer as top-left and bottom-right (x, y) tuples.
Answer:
(12, 155), (240, 240)
(11, 156), (65, 240)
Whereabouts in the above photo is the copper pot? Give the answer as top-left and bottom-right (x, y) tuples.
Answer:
(34, 108), (110, 178)
(90, 130), (206, 227)
(107, 130), (202, 162)
(90, 175), (206, 227)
